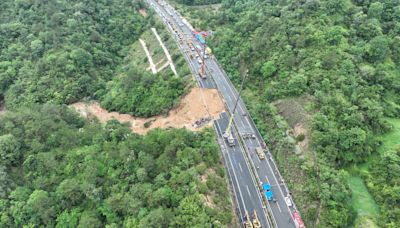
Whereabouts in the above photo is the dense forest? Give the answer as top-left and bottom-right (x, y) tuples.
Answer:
(0, 0), (146, 107)
(0, 0), (234, 226)
(174, 0), (400, 227)
(100, 20), (191, 117)
(0, 105), (233, 227)
(174, 0), (221, 6)
(0, 0), (187, 117)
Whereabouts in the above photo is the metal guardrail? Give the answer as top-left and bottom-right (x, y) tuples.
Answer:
(210, 57), (300, 213)
(148, 0), (300, 225)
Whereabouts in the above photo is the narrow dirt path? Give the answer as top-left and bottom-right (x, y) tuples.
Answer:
(139, 38), (157, 74)
(151, 27), (178, 76)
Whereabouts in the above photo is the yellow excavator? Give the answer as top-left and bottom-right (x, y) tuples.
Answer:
(244, 210), (253, 228)
(252, 211), (261, 228)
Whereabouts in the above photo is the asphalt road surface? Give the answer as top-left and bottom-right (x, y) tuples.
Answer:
(215, 112), (270, 227)
(147, 1), (302, 227)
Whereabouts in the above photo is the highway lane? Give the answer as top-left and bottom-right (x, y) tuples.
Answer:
(148, 1), (302, 227)
(205, 59), (296, 227)
(215, 112), (270, 227)
(148, 1), (271, 226)
(150, 0), (215, 88)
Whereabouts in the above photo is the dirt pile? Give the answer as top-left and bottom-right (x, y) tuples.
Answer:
(139, 9), (147, 17)
(70, 87), (225, 135)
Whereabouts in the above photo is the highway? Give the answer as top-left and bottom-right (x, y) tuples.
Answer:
(215, 112), (270, 227)
(147, 1), (303, 227)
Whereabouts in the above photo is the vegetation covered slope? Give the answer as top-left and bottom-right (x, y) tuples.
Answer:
(0, 105), (233, 227)
(100, 20), (191, 117)
(0, 0), (234, 227)
(174, 0), (222, 6)
(0, 0), (147, 107)
(180, 0), (400, 227)
(0, 0), (189, 118)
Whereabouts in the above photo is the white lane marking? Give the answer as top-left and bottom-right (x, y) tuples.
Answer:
(239, 162), (243, 173)
(208, 61), (248, 131)
(215, 119), (246, 220)
(231, 127), (275, 227)
(277, 201), (282, 212)
(254, 134), (294, 219)
(265, 175), (270, 183)
(151, 0), (289, 224)
(246, 185), (252, 197)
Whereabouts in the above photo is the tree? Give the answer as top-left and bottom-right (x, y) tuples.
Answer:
(368, 2), (384, 20)
(78, 210), (101, 228)
(26, 190), (54, 225)
(366, 35), (390, 62)
(30, 39), (44, 59)
(0, 134), (21, 166)
(261, 61), (277, 78)
(56, 209), (81, 228)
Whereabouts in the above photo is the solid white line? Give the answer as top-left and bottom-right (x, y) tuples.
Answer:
(215, 119), (246, 217)
(214, 121), (245, 222)
(231, 126), (274, 227)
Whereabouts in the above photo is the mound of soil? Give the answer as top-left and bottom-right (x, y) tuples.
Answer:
(70, 87), (225, 135)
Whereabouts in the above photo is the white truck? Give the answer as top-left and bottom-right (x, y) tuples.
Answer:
(227, 134), (235, 146)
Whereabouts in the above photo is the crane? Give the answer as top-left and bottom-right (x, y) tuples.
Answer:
(223, 69), (249, 145)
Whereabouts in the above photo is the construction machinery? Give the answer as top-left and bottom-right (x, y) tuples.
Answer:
(223, 131), (235, 147)
(252, 211), (261, 228)
(256, 147), (265, 160)
(244, 211), (254, 228)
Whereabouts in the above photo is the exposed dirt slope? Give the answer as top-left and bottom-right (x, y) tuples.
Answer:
(71, 87), (225, 135)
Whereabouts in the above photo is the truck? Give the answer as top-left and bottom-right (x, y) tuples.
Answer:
(262, 183), (273, 201)
(196, 44), (202, 52)
(293, 211), (305, 228)
(198, 72), (206, 79)
(256, 147), (265, 160)
(206, 47), (212, 55)
(227, 134), (235, 146)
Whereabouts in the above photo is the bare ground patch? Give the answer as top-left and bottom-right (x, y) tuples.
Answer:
(200, 168), (217, 208)
(273, 95), (313, 156)
(272, 96), (322, 225)
(70, 87), (225, 135)
(138, 9), (147, 17)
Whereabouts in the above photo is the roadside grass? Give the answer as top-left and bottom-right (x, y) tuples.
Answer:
(347, 175), (379, 217)
(348, 118), (400, 227)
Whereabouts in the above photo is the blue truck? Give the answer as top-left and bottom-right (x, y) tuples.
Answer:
(262, 183), (274, 201)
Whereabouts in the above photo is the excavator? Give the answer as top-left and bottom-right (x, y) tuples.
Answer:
(252, 211), (261, 228)
(243, 211), (253, 228)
